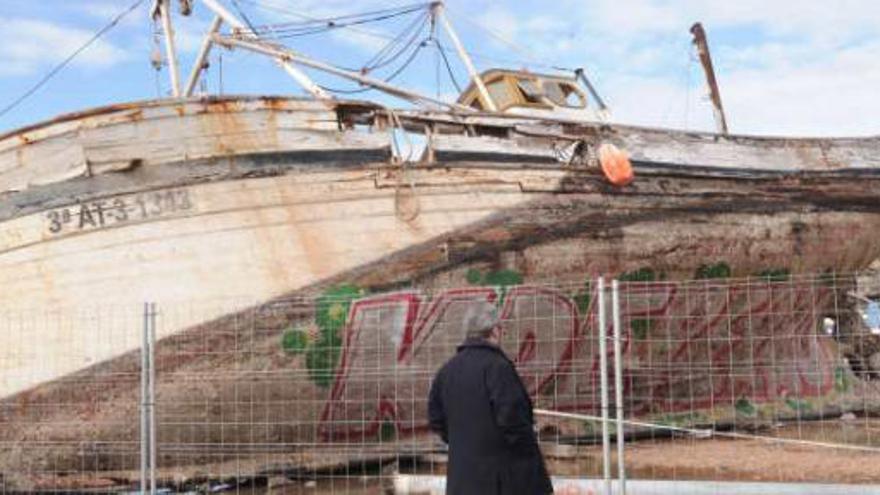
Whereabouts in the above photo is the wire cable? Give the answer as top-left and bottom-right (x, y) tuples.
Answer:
(362, 12), (429, 73)
(318, 36), (429, 95)
(240, 0), (574, 73)
(0, 0), (146, 122)
(247, 4), (428, 38)
(435, 39), (462, 93)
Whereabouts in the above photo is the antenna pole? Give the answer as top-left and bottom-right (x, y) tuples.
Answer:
(574, 68), (610, 120)
(431, 2), (497, 111)
(199, 0), (332, 100)
(690, 22), (729, 135)
(184, 15), (223, 96)
(158, 0), (182, 97)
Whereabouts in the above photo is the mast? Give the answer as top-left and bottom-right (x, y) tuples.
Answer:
(152, 0), (182, 97)
(160, 0), (478, 110)
(430, 2), (497, 111)
(690, 22), (729, 135)
(213, 35), (472, 111)
(183, 15), (223, 96)
(199, 0), (331, 101)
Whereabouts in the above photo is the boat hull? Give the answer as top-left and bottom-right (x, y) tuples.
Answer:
(1, 96), (880, 477)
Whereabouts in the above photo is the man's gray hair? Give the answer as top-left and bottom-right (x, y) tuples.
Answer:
(462, 301), (500, 340)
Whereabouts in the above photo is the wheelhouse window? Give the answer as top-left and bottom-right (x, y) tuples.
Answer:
(543, 81), (586, 108)
(485, 78), (518, 109)
(516, 78), (545, 104)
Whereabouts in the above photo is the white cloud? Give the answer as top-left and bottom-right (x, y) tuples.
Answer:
(75, 1), (147, 27)
(0, 18), (130, 76)
(719, 40), (880, 136)
(545, 0), (880, 136)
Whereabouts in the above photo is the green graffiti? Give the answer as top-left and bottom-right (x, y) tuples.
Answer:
(695, 262), (731, 280)
(281, 328), (309, 355)
(630, 319), (653, 340)
(819, 270), (839, 287)
(834, 366), (851, 393)
(309, 284), (364, 387)
(581, 421), (597, 435)
(756, 268), (791, 282)
(483, 269), (524, 287)
(539, 378), (558, 396)
(734, 397), (756, 417)
(654, 411), (707, 427)
(466, 268), (523, 287)
(573, 281), (592, 315)
(464, 268), (523, 305)
(281, 284), (366, 388)
(785, 398), (813, 413)
(380, 421), (397, 442)
(619, 267), (657, 283)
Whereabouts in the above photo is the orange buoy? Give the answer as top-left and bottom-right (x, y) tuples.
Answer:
(598, 143), (634, 186)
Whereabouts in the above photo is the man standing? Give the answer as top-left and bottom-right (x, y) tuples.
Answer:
(428, 301), (553, 495)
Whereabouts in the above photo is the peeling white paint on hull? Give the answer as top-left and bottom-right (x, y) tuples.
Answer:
(1, 95), (880, 402)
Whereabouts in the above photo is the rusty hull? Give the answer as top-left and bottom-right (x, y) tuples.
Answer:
(1, 96), (880, 485)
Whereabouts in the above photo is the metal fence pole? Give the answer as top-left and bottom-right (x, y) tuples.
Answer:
(149, 302), (157, 494)
(140, 303), (149, 495)
(598, 277), (612, 495)
(612, 280), (627, 495)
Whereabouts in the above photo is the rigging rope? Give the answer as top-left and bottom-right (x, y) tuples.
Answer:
(239, 0), (576, 73)
(318, 36), (430, 95)
(362, 11), (430, 73)
(0, 0), (146, 122)
(245, 3), (428, 38)
(435, 39), (462, 93)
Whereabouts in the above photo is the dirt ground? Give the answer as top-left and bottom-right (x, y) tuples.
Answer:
(12, 422), (880, 493)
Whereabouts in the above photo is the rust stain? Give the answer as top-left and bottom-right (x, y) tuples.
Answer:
(194, 99), (258, 155)
(203, 99), (240, 115)
(479, 227), (512, 242)
(261, 96), (288, 112)
(0, 100), (150, 142)
(122, 109), (143, 123)
(15, 390), (30, 417)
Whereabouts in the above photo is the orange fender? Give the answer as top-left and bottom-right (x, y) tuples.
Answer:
(598, 143), (634, 186)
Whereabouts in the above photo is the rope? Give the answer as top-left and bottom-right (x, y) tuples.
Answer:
(238, 0), (576, 73)
(319, 36), (430, 95)
(0, 0), (146, 121)
(246, 3), (428, 38)
(435, 39), (462, 93)
(534, 408), (880, 454)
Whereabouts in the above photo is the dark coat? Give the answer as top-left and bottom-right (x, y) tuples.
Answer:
(428, 338), (553, 495)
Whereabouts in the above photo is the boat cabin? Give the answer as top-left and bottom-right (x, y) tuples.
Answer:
(457, 69), (598, 120)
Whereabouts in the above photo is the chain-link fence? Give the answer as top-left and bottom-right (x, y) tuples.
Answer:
(2, 272), (880, 493)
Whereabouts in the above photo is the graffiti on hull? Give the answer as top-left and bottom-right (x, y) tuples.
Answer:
(306, 274), (841, 442)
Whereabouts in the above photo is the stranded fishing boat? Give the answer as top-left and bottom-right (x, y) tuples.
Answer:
(1, 0), (879, 484)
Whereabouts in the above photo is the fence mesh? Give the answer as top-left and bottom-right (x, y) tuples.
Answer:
(1, 273), (880, 492)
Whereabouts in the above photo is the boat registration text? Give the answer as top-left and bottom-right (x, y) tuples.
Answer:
(46, 189), (194, 235)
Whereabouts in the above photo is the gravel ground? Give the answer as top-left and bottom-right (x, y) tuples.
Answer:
(10, 420), (880, 492)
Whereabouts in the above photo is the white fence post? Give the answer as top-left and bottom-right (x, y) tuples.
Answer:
(612, 280), (627, 495)
(149, 302), (157, 494)
(598, 277), (612, 495)
(140, 303), (149, 494)
(141, 302), (157, 495)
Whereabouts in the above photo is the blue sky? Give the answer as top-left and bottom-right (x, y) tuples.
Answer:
(0, 0), (878, 137)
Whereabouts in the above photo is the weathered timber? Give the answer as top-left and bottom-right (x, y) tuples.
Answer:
(1, 96), (880, 484)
